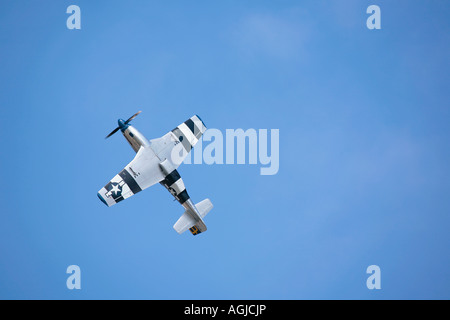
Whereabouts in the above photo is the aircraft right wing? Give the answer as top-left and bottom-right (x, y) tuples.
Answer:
(97, 147), (165, 207)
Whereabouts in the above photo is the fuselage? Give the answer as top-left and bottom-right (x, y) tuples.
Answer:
(118, 118), (151, 152)
(119, 121), (205, 227)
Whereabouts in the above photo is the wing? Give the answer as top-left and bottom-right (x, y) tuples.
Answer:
(97, 147), (165, 207)
(150, 115), (207, 168)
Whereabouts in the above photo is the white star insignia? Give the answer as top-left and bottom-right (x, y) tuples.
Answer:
(110, 183), (121, 195)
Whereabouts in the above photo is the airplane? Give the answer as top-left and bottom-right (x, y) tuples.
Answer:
(97, 111), (213, 236)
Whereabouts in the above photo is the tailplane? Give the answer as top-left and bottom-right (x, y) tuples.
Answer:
(173, 199), (213, 236)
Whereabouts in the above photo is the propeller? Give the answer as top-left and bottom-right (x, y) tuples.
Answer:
(125, 110), (142, 123)
(105, 126), (120, 139)
(105, 111), (142, 139)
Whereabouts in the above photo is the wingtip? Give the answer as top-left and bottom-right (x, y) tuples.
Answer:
(97, 192), (108, 206)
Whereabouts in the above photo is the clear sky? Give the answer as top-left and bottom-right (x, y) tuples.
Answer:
(0, 0), (449, 299)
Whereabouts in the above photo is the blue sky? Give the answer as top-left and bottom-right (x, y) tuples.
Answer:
(0, 0), (449, 299)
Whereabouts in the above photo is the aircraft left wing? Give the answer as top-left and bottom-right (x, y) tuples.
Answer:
(150, 115), (207, 168)
(97, 147), (165, 207)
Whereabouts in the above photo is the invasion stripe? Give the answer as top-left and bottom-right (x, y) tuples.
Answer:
(119, 169), (142, 194)
(172, 127), (192, 153)
(184, 118), (196, 134)
(104, 182), (113, 192)
(179, 123), (198, 145)
(187, 117), (204, 139)
(164, 169), (181, 186)
(169, 179), (185, 195)
(177, 189), (190, 204)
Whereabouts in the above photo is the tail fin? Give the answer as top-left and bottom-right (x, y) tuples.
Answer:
(173, 199), (213, 236)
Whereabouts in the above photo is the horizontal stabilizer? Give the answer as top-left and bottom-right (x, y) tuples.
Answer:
(173, 199), (213, 235)
(196, 199), (213, 219)
(173, 211), (196, 235)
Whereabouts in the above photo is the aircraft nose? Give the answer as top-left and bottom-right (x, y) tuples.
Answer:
(118, 119), (126, 129)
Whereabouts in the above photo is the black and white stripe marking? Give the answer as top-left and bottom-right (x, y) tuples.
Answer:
(160, 169), (190, 205)
(102, 168), (143, 205)
(171, 115), (206, 153)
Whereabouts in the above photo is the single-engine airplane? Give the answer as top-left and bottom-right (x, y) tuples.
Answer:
(97, 111), (213, 236)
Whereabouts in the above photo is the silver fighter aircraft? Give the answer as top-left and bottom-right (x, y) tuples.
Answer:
(97, 111), (213, 236)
